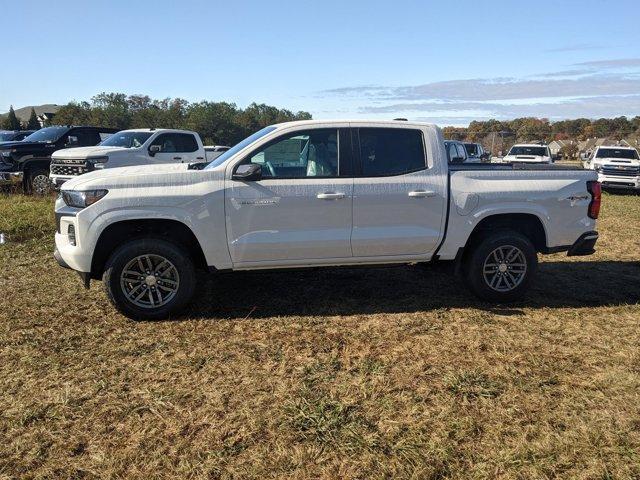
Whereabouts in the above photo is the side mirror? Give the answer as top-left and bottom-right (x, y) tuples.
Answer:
(149, 144), (162, 156)
(66, 135), (79, 147)
(451, 156), (465, 164)
(233, 163), (262, 181)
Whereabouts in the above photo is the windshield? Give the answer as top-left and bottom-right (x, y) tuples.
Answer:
(205, 126), (278, 169)
(0, 132), (17, 142)
(464, 143), (478, 155)
(508, 146), (548, 157)
(595, 148), (639, 160)
(23, 126), (69, 143)
(100, 131), (153, 148)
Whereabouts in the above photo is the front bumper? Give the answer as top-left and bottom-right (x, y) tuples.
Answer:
(597, 173), (640, 190)
(54, 247), (91, 288)
(567, 231), (599, 256)
(50, 175), (73, 190)
(0, 170), (23, 186)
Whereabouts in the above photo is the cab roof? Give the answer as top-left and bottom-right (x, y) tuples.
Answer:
(595, 145), (636, 150)
(511, 143), (549, 147)
(271, 119), (437, 129)
(118, 128), (196, 133)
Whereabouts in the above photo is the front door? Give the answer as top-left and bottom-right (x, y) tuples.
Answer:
(225, 128), (354, 265)
(351, 127), (447, 257)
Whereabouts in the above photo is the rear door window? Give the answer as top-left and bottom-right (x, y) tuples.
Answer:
(358, 128), (426, 176)
(70, 129), (101, 146)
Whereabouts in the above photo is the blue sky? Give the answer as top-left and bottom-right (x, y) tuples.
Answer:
(4, 0), (640, 125)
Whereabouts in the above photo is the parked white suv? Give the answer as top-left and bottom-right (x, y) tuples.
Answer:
(583, 145), (640, 191)
(49, 129), (206, 188)
(54, 120), (600, 320)
(503, 144), (553, 164)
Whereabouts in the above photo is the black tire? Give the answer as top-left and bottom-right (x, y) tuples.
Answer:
(102, 238), (196, 320)
(27, 168), (53, 195)
(463, 230), (537, 302)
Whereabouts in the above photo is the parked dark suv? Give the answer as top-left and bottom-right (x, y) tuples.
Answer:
(0, 125), (117, 194)
(0, 130), (36, 143)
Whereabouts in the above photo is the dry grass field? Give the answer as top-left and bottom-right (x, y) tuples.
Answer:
(1, 191), (639, 479)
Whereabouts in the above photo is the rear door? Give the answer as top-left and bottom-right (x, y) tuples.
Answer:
(225, 127), (354, 264)
(67, 128), (102, 148)
(351, 127), (447, 257)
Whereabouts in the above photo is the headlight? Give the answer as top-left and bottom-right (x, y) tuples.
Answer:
(87, 156), (109, 169)
(594, 164), (602, 172)
(1, 150), (12, 157)
(62, 189), (108, 208)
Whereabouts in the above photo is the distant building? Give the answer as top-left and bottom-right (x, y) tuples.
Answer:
(578, 138), (616, 156)
(36, 112), (56, 127)
(548, 139), (571, 157)
(620, 138), (640, 149)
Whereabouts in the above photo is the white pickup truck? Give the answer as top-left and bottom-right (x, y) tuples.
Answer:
(53, 120), (601, 320)
(49, 128), (206, 188)
(583, 145), (640, 191)
(503, 144), (553, 164)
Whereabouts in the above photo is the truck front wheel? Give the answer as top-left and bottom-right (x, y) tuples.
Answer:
(102, 238), (196, 320)
(27, 168), (53, 195)
(463, 230), (537, 302)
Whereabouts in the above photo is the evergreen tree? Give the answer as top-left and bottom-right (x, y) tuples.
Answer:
(2, 106), (21, 130)
(26, 108), (40, 130)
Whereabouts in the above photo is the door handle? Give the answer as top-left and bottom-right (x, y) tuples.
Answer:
(317, 192), (346, 200)
(173, 156), (182, 160)
(408, 190), (436, 198)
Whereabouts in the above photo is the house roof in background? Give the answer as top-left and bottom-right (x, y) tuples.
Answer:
(0, 104), (61, 122)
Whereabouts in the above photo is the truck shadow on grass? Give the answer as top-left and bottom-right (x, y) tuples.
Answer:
(186, 260), (640, 320)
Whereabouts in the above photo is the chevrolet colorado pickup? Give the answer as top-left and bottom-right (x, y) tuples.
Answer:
(54, 120), (601, 320)
(49, 129), (206, 188)
(583, 145), (640, 191)
(0, 126), (117, 194)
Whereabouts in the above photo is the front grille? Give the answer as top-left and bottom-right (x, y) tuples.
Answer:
(602, 182), (636, 188)
(601, 166), (640, 177)
(50, 164), (88, 176)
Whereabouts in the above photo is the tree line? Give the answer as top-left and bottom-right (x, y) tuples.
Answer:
(5, 96), (640, 149)
(442, 116), (640, 144)
(1, 106), (40, 131)
(50, 93), (312, 146)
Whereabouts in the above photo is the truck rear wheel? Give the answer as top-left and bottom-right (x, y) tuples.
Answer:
(102, 238), (196, 320)
(463, 230), (537, 302)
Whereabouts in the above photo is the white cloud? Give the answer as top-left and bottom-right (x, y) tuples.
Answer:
(320, 59), (640, 124)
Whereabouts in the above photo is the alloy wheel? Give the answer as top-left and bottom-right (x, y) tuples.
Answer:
(32, 174), (52, 195)
(119, 254), (180, 309)
(482, 245), (527, 292)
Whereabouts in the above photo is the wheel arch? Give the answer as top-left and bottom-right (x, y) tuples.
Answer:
(463, 213), (547, 255)
(90, 218), (208, 279)
(22, 158), (52, 175)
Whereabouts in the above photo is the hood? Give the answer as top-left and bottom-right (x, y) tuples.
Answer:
(61, 162), (198, 190)
(0, 140), (48, 151)
(595, 157), (640, 166)
(504, 154), (549, 162)
(51, 145), (130, 159)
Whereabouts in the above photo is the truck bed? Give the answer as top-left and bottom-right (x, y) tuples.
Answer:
(450, 162), (584, 172)
(435, 163), (597, 260)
